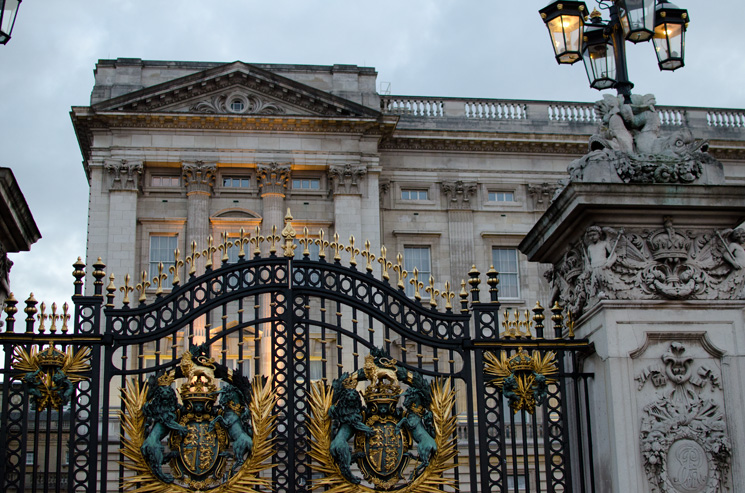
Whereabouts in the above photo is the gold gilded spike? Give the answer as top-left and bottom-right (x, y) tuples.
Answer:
(425, 276), (439, 308)
(410, 268), (423, 301)
(185, 241), (201, 276)
(459, 280), (469, 312)
(267, 225), (281, 255)
(299, 227), (312, 257)
(361, 240), (375, 272)
(393, 253), (408, 290)
(49, 302), (59, 334)
(523, 310), (533, 338)
(61, 302), (70, 333)
(120, 273), (134, 305)
(218, 232), (234, 263)
(442, 281), (455, 310)
(152, 262), (168, 295)
(566, 310), (576, 339)
(378, 245), (392, 281)
(314, 229), (328, 259)
(532, 301), (545, 338)
(346, 235), (360, 267)
(330, 232), (343, 262)
(551, 301), (564, 336)
(202, 235), (217, 270)
(281, 208), (297, 258)
(170, 248), (184, 286)
(135, 271), (151, 303)
(250, 226), (264, 257)
(237, 228), (249, 259)
(38, 302), (47, 333)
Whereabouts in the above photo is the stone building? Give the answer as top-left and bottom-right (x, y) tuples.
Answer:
(71, 58), (745, 315)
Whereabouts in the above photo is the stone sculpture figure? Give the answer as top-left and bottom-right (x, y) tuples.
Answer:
(719, 227), (745, 270)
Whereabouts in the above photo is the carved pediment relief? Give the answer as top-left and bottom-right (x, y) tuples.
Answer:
(92, 62), (380, 119)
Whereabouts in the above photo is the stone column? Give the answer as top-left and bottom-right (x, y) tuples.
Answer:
(257, 163), (291, 237)
(329, 163), (367, 242)
(101, 159), (142, 302)
(441, 181), (477, 284)
(182, 161), (216, 344)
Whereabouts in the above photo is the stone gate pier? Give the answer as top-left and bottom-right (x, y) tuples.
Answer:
(520, 94), (745, 493)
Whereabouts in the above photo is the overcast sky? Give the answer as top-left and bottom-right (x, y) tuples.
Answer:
(0, 0), (742, 309)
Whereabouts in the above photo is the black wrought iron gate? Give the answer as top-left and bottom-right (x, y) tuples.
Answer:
(0, 236), (595, 493)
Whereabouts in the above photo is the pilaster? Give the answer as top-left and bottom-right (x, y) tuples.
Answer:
(441, 181), (477, 285)
(329, 164), (367, 242)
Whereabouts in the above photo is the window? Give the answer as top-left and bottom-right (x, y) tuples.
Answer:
(222, 177), (251, 188)
(404, 246), (431, 297)
(292, 179), (320, 190)
(492, 248), (520, 298)
(149, 236), (178, 280)
(488, 191), (515, 202)
(401, 189), (428, 200)
(294, 239), (320, 260)
(230, 99), (245, 112)
(151, 175), (180, 187)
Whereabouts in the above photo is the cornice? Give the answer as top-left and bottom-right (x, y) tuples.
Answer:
(379, 136), (588, 155)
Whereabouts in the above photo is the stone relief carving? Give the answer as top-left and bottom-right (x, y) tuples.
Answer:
(554, 94), (724, 197)
(546, 217), (745, 317)
(190, 92), (287, 115)
(637, 342), (730, 493)
(182, 161), (216, 194)
(256, 163), (291, 196)
(440, 181), (477, 210)
(105, 159), (143, 191)
(328, 164), (367, 195)
(527, 183), (559, 210)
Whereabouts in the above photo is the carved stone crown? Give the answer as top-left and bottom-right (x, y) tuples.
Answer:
(37, 345), (66, 370)
(647, 219), (691, 260)
(559, 249), (584, 279)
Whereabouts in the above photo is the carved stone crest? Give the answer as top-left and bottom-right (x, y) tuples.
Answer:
(329, 164), (367, 195)
(105, 159), (143, 191)
(637, 342), (731, 492)
(120, 344), (276, 493)
(547, 217), (745, 317)
(257, 162), (291, 196)
(440, 181), (477, 210)
(190, 92), (287, 115)
(308, 347), (457, 492)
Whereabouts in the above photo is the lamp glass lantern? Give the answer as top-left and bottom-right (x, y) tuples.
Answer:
(582, 16), (616, 90)
(653, 1), (688, 71)
(0, 0), (21, 45)
(539, 1), (588, 65)
(617, 0), (656, 43)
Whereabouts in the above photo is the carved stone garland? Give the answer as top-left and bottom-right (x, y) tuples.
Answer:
(637, 342), (731, 492)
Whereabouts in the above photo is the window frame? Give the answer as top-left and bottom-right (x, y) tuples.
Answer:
(400, 189), (429, 201)
(403, 245), (432, 298)
(491, 247), (521, 299)
(149, 234), (178, 284)
(292, 178), (321, 191)
(150, 175), (181, 188)
(488, 191), (515, 203)
(221, 176), (252, 189)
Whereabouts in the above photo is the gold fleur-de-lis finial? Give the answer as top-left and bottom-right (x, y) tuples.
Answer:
(267, 225), (281, 256)
(49, 302), (61, 334)
(218, 232), (234, 264)
(425, 276), (439, 308)
(202, 235), (217, 270)
(61, 302), (70, 333)
(522, 309), (533, 338)
(299, 227), (312, 258)
(442, 281), (455, 310)
(237, 228), (249, 260)
(409, 268), (423, 301)
(135, 271), (151, 303)
(361, 240), (375, 272)
(378, 246), (392, 281)
(170, 248), (184, 286)
(281, 208), (297, 258)
(120, 273), (134, 305)
(38, 302), (47, 333)
(152, 262), (168, 296)
(346, 236), (360, 267)
(250, 226), (264, 257)
(393, 253), (408, 290)
(330, 232), (343, 262)
(185, 241), (201, 277)
(315, 229), (328, 259)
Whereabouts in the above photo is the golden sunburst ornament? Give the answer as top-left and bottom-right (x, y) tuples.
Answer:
(119, 374), (276, 493)
(307, 377), (458, 493)
(484, 347), (558, 414)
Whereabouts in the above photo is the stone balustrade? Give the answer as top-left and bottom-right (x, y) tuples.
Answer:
(381, 95), (745, 139)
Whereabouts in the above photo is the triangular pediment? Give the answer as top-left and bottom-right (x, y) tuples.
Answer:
(92, 61), (380, 118)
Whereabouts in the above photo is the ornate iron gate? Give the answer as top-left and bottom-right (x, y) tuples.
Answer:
(0, 224), (595, 493)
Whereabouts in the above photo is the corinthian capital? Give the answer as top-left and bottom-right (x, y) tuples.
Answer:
(328, 164), (367, 195)
(182, 161), (216, 195)
(105, 159), (143, 191)
(441, 181), (477, 210)
(257, 163), (291, 196)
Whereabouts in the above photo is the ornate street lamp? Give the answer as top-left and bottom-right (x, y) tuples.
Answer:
(0, 0), (22, 45)
(540, 0), (689, 102)
(539, 1), (588, 65)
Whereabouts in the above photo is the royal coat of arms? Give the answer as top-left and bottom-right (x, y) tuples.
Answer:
(309, 347), (458, 492)
(120, 344), (276, 493)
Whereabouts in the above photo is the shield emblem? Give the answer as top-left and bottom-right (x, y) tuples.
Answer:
(170, 413), (228, 484)
(356, 414), (411, 487)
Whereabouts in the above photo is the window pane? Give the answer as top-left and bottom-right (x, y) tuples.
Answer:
(404, 246), (431, 297)
(152, 175), (179, 187)
(492, 248), (519, 298)
(401, 189), (428, 200)
(149, 236), (177, 283)
(489, 191), (514, 202)
(292, 178), (320, 190)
